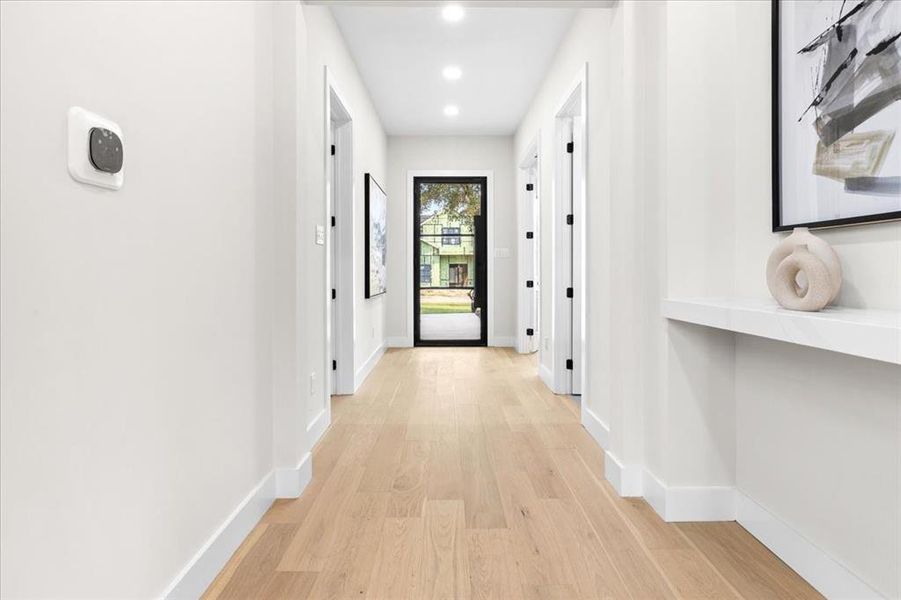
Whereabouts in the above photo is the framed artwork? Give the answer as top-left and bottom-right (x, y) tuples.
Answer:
(364, 173), (387, 298)
(772, 0), (901, 231)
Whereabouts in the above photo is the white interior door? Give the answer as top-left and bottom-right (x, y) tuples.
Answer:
(571, 116), (583, 396)
(328, 122), (337, 394)
(527, 166), (540, 353)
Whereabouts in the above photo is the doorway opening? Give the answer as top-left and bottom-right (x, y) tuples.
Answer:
(413, 176), (488, 346)
(325, 69), (354, 400)
(551, 66), (587, 396)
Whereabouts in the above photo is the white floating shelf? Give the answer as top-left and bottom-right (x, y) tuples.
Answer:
(662, 298), (901, 365)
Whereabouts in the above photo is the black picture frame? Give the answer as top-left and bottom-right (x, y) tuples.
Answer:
(771, 0), (901, 232)
(364, 173), (387, 299)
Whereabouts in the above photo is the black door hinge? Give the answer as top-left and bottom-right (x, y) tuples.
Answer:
(331, 288), (336, 300)
(526, 231), (534, 239)
(566, 287), (573, 298)
(330, 144), (336, 156)
(566, 359), (573, 370)
(332, 359), (337, 371)
(526, 328), (534, 336)
(566, 214), (573, 225)
(566, 141), (574, 153)
(526, 183), (534, 191)
(526, 280), (534, 288)
(331, 216), (336, 227)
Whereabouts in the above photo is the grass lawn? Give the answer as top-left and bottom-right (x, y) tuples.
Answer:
(421, 303), (472, 314)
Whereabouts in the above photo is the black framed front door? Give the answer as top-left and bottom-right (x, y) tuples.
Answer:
(414, 176), (488, 346)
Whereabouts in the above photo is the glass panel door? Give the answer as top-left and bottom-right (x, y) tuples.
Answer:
(413, 176), (487, 346)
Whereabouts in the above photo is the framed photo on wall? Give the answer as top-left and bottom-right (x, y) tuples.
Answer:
(364, 173), (388, 298)
(772, 0), (901, 231)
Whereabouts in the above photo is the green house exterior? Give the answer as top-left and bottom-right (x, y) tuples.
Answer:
(419, 213), (475, 288)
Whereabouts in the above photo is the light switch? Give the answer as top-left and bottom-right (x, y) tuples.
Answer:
(67, 107), (124, 190)
(316, 225), (325, 245)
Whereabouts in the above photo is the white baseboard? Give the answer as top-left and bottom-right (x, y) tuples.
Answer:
(306, 406), (330, 448)
(641, 470), (735, 522)
(355, 343), (386, 390)
(386, 336), (412, 348)
(596, 448), (881, 596)
(161, 471), (276, 599)
(490, 336), (516, 347)
(275, 452), (313, 499)
(736, 493), (882, 600)
(539, 363), (555, 391)
(580, 406), (609, 450)
(603, 450), (643, 497)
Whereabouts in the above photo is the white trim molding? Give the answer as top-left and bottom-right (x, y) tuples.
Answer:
(581, 405), (609, 450)
(736, 493), (883, 600)
(306, 406), (330, 449)
(603, 450), (643, 497)
(275, 452), (313, 499)
(641, 471), (736, 522)
(539, 363), (555, 391)
(355, 343), (386, 390)
(161, 472), (276, 599)
(491, 336), (516, 348)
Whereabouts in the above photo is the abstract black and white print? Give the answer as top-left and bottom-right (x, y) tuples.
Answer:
(775, 0), (901, 229)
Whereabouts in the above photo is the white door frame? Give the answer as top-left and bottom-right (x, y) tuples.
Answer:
(324, 67), (355, 397)
(517, 134), (540, 354)
(404, 170), (495, 347)
(551, 64), (588, 397)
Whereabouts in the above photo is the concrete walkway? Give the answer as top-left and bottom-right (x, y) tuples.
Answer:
(420, 313), (480, 340)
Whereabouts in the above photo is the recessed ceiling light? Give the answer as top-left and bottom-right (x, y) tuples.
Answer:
(442, 65), (462, 81)
(444, 104), (460, 117)
(442, 4), (465, 23)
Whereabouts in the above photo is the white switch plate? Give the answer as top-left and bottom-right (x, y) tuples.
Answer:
(315, 225), (325, 245)
(67, 106), (124, 190)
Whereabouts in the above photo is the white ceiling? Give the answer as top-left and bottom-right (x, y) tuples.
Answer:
(328, 3), (583, 135)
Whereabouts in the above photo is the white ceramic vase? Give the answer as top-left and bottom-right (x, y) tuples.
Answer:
(766, 227), (842, 311)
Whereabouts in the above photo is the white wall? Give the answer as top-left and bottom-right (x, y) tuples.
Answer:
(517, 1), (900, 596)
(0, 2), (387, 597)
(297, 6), (387, 399)
(513, 8), (612, 411)
(726, 2), (901, 596)
(385, 136), (517, 346)
(0, 2), (276, 596)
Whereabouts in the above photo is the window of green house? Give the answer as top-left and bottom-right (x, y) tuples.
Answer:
(420, 263), (432, 285)
(442, 227), (461, 245)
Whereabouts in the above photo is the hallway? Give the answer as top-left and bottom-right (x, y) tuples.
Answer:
(204, 348), (821, 599)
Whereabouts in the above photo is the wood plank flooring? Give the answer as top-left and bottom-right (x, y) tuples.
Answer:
(204, 347), (822, 600)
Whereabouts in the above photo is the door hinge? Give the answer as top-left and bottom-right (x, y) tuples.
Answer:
(566, 214), (573, 225)
(566, 141), (574, 153)
(526, 231), (534, 239)
(526, 280), (534, 288)
(566, 287), (573, 298)
(526, 328), (534, 336)
(526, 183), (534, 191)
(331, 215), (336, 227)
(331, 288), (336, 300)
(566, 359), (573, 370)
(330, 144), (336, 156)
(332, 359), (337, 371)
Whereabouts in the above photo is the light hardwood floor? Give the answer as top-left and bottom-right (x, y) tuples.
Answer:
(204, 347), (822, 600)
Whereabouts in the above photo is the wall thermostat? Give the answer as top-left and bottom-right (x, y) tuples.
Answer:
(68, 106), (124, 190)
